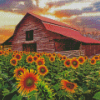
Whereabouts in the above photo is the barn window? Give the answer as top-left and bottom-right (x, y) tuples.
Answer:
(26, 30), (33, 41)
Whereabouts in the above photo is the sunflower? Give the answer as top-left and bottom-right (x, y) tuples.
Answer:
(33, 56), (38, 62)
(16, 69), (39, 95)
(36, 58), (45, 66)
(84, 56), (88, 60)
(0, 50), (3, 55)
(93, 55), (99, 60)
(40, 53), (43, 56)
(12, 54), (15, 57)
(71, 58), (79, 69)
(23, 51), (26, 54)
(15, 53), (22, 61)
(14, 67), (26, 78)
(19, 51), (23, 54)
(19, 51), (23, 56)
(57, 53), (62, 58)
(78, 56), (85, 64)
(37, 65), (48, 76)
(52, 53), (56, 57)
(90, 58), (96, 65)
(47, 53), (52, 57)
(61, 79), (78, 93)
(25, 52), (30, 55)
(36, 53), (40, 58)
(26, 55), (33, 63)
(49, 56), (55, 62)
(64, 59), (71, 67)
(60, 56), (63, 60)
(14, 50), (18, 53)
(10, 58), (18, 66)
(62, 55), (67, 60)
(8, 48), (12, 53)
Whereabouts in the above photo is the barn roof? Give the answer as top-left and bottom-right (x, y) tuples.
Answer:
(2, 35), (14, 45)
(28, 12), (100, 44)
(43, 22), (100, 44)
(2, 12), (100, 45)
(28, 12), (77, 30)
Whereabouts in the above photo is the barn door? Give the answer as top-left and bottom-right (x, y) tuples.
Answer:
(23, 43), (36, 52)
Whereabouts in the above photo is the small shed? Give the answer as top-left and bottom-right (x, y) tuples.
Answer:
(2, 12), (100, 58)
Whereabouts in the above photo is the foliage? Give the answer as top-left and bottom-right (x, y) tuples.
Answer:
(0, 49), (100, 100)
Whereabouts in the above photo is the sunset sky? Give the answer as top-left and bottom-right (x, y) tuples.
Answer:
(0, 0), (100, 43)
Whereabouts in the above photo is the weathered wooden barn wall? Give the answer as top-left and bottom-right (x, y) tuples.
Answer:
(80, 43), (100, 57)
(46, 31), (81, 52)
(54, 39), (80, 51)
(12, 14), (55, 52)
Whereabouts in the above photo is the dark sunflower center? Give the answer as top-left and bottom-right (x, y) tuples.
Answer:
(66, 61), (70, 65)
(72, 61), (78, 66)
(40, 67), (45, 73)
(49, 55), (51, 57)
(63, 57), (66, 59)
(28, 57), (32, 61)
(0, 52), (2, 54)
(16, 55), (20, 59)
(51, 58), (54, 61)
(79, 58), (83, 62)
(26, 78), (34, 87)
(38, 61), (42, 65)
(12, 60), (16, 64)
(91, 60), (95, 63)
(53, 54), (55, 56)
(18, 70), (23, 75)
(34, 57), (37, 60)
(95, 57), (98, 59)
(37, 55), (40, 57)
(66, 83), (74, 89)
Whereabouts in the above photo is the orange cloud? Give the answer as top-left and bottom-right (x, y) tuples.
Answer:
(0, 25), (15, 43)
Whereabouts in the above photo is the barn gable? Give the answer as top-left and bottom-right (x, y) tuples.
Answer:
(11, 13), (56, 52)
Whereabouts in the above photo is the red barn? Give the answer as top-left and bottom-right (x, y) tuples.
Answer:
(2, 12), (100, 58)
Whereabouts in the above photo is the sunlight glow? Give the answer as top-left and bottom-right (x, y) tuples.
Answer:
(50, 2), (92, 11)
(0, 11), (24, 27)
(33, 0), (37, 5)
(18, 1), (25, 5)
(40, 14), (60, 21)
(80, 12), (100, 16)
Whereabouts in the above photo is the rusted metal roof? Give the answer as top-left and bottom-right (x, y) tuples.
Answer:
(43, 22), (100, 44)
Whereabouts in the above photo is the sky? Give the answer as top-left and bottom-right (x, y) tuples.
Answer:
(0, 0), (100, 43)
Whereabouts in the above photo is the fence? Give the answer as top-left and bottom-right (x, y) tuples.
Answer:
(0, 45), (12, 50)
(55, 50), (85, 58)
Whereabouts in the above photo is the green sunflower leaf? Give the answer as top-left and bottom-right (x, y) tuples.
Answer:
(93, 91), (100, 100)
(11, 94), (18, 100)
(28, 90), (37, 96)
(52, 84), (60, 91)
(29, 95), (36, 100)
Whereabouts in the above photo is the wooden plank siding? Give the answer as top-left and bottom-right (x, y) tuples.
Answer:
(81, 44), (100, 57)
(12, 14), (55, 52)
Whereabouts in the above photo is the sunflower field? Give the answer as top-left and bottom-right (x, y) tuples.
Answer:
(0, 48), (100, 100)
